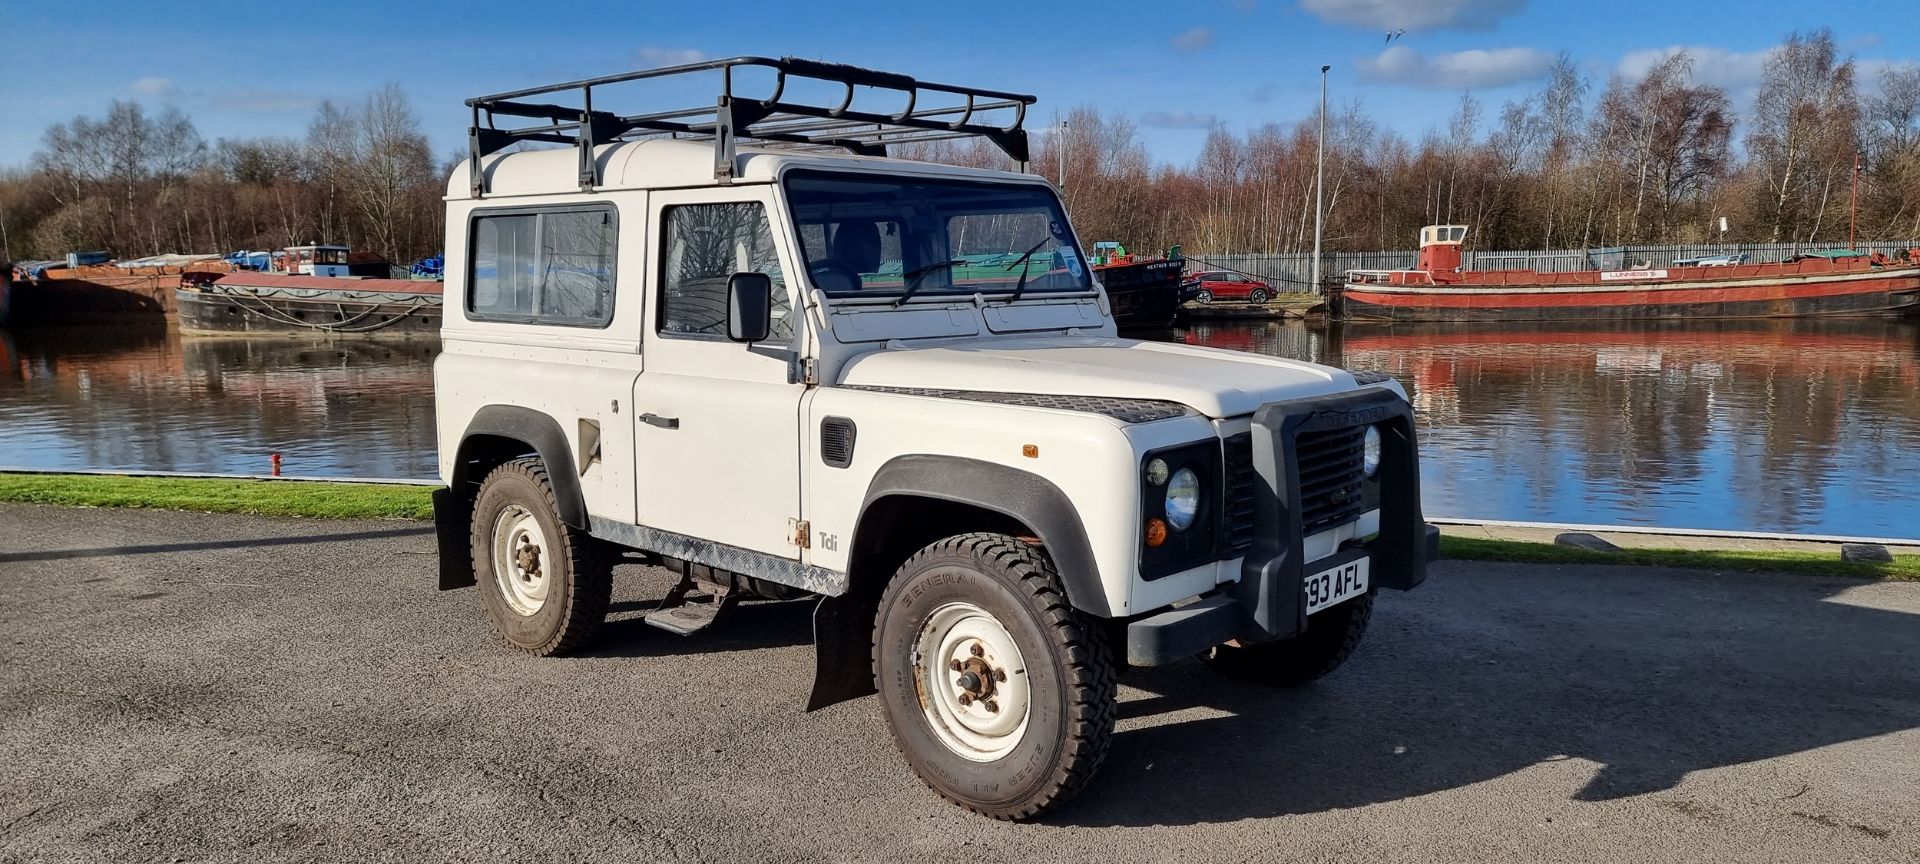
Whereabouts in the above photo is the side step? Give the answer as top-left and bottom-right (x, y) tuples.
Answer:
(643, 602), (726, 636)
(642, 563), (737, 636)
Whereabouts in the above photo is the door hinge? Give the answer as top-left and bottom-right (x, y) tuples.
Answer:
(800, 358), (820, 386)
(790, 519), (811, 549)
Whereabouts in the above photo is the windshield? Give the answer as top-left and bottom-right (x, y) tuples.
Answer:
(784, 171), (1090, 299)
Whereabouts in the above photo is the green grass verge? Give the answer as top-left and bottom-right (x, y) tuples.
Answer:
(2, 473), (1913, 581)
(1442, 535), (1920, 582)
(0, 473), (433, 520)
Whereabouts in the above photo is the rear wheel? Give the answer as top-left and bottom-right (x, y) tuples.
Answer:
(1205, 592), (1372, 686)
(1196, 289), (1214, 303)
(1249, 287), (1270, 304)
(873, 533), (1116, 820)
(470, 457), (612, 656)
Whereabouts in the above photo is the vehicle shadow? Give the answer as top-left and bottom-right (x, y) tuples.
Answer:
(581, 564), (817, 659)
(0, 526), (432, 564)
(1052, 563), (1920, 828)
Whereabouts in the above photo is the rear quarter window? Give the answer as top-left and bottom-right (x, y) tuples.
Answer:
(468, 205), (617, 327)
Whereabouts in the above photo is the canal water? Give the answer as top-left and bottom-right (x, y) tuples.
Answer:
(2, 320), (1917, 537)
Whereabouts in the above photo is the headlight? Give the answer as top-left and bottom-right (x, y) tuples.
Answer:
(1362, 425), (1383, 478)
(1164, 467), (1201, 531)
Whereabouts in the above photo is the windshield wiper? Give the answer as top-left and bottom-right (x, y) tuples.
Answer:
(1003, 239), (1051, 303)
(892, 259), (964, 308)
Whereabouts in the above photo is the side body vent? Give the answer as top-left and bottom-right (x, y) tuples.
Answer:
(821, 417), (857, 468)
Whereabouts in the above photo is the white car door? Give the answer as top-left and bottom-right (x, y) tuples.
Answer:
(631, 186), (806, 559)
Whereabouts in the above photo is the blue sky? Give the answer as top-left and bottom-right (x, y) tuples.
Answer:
(2, 0), (1914, 170)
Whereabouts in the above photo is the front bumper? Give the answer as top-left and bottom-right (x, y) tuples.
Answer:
(1125, 388), (1433, 666)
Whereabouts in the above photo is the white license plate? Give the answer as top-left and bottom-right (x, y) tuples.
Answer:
(1305, 557), (1369, 615)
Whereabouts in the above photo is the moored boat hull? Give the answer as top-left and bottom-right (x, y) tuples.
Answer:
(177, 276), (442, 336)
(1098, 259), (1186, 330)
(1342, 269), (1920, 322)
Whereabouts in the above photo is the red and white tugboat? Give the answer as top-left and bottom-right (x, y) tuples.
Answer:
(1341, 225), (1920, 322)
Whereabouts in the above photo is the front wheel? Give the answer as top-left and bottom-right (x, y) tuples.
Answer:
(873, 534), (1116, 820)
(1249, 287), (1270, 304)
(1205, 592), (1373, 686)
(470, 457), (612, 656)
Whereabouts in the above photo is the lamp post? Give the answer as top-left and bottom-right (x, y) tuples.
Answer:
(1311, 65), (1330, 294)
(1057, 119), (1068, 192)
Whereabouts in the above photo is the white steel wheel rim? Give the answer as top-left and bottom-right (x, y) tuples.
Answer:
(913, 601), (1031, 763)
(491, 504), (551, 616)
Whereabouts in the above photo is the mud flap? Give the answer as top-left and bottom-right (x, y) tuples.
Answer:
(806, 594), (877, 711)
(433, 487), (475, 591)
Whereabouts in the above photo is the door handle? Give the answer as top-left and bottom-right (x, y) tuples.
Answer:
(639, 413), (680, 430)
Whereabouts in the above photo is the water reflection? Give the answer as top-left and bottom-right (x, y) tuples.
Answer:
(1183, 319), (1920, 536)
(3, 319), (1916, 536)
(0, 328), (437, 479)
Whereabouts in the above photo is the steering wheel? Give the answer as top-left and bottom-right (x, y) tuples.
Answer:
(809, 260), (865, 292)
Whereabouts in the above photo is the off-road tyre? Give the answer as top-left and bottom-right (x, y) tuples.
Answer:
(872, 533), (1117, 821)
(1205, 591), (1373, 687)
(471, 457), (612, 656)
(1249, 287), (1270, 304)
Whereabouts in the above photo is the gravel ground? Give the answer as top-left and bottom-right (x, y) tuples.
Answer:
(1, 502), (1916, 863)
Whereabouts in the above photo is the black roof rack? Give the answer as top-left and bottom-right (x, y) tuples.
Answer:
(464, 56), (1036, 197)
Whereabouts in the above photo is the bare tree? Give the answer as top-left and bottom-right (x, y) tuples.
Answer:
(1748, 30), (1860, 243)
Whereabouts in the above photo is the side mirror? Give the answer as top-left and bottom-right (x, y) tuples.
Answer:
(726, 271), (774, 343)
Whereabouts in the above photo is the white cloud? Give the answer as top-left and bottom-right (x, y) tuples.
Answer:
(1359, 45), (1553, 89)
(214, 89), (323, 113)
(1302, 0), (1524, 32)
(1171, 27), (1213, 52)
(1141, 110), (1218, 129)
(1616, 45), (1773, 91)
(128, 76), (314, 113)
(636, 46), (706, 67)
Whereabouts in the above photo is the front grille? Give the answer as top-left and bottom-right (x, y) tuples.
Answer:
(1222, 433), (1257, 556)
(1295, 425), (1367, 535)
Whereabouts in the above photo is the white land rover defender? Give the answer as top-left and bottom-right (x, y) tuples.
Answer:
(433, 57), (1436, 820)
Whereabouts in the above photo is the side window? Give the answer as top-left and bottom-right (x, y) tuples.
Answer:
(468, 206), (615, 326)
(659, 201), (792, 339)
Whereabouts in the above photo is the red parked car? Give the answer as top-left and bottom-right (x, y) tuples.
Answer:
(1183, 270), (1272, 303)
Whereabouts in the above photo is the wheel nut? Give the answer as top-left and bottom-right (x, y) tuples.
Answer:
(985, 700), (999, 714)
(949, 660), (964, 672)
(992, 669), (1006, 682)
(969, 644), (985, 657)
(958, 694), (973, 707)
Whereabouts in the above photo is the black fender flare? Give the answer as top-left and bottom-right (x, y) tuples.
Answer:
(855, 454), (1111, 617)
(452, 405), (586, 529)
(807, 454), (1113, 711)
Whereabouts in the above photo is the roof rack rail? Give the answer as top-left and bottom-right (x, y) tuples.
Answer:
(464, 56), (1036, 197)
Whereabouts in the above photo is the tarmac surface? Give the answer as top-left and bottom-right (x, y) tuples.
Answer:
(1, 502), (1917, 863)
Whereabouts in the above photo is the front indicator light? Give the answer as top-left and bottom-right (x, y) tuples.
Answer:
(1145, 518), (1169, 548)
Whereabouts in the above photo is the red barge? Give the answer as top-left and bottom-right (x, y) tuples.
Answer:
(1341, 225), (1920, 322)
